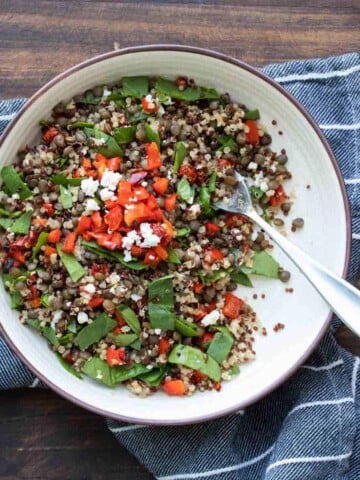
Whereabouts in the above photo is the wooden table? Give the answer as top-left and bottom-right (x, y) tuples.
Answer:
(0, 1), (359, 478)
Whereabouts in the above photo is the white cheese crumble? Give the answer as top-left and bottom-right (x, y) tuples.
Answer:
(50, 310), (63, 329)
(81, 177), (99, 197)
(99, 188), (117, 201)
(130, 293), (142, 302)
(201, 310), (220, 327)
(84, 198), (100, 214)
(139, 223), (161, 248)
(247, 162), (258, 171)
(83, 284), (96, 294)
(77, 311), (89, 324)
(123, 250), (132, 262)
(100, 169), (122, 191)
(103, 87), (112, 97)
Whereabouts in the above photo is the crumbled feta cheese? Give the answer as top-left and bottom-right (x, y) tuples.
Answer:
(148, 254), (155, 260)
(103, 87), (112, 97)
(122, 230), (142, 250)
(81, 177), (99, 197)
(201, 310), (220, 327)
(123, 249), (132, 262)
(100, 169), (122, 191)
(99, 188), (117, 201)
(130, 293), (142, 302)
(247, 162), (258, 171)
(93, 137), (106, 146)
(85, 198), (100, 213)
(83, 284), (96, 294)
(154, 328), (161, 335)
(139, 223), (161, 248)
(77, 311), (89, 324)
(260, 181), (269, 192)
(186, 204), (201, 220)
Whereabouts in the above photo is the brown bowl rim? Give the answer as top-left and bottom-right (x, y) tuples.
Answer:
(0, 44), (352, 425)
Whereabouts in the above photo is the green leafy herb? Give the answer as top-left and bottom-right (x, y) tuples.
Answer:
(168, 344), (221, 382)
(59, 185), (73, 209)
(0, 218), (13, 230)
(230, 269), (253, 287)
(82, 240), (148, 270)
(39, 119), (49, 127)
(41, 293), (51, 308)
(58, 157), (68, 168)
(56, 353), (83, 379)
(58, 332), (75, 345)
(208, 171), (217, 193)
(51, 174), (84, 186)
(111, 363), (150, 384)
(113, 126), (137, 145)
(75, 313), (117, 350)
(32, 231), (49, 259)
(230, 364), (240, 376)
(207, 330), (234, 364)
(244, 109), (260, 121)
(0, 207), (22, 218)
(167, 244), (181, 264)
(27, 319), (59, 346)
(155, 78), (220, 102)
(10, 210), (33, 234)
(106, 91), (126, 105)
(249, 186), (264, 201)
(56, 244), (85, 282)
(144, 123), (160, 148)
(127, 111), (150, 124)
(240, 250), (279, 278)
(107, 333), (139, 348)
(199, 186), (216, 216)
(1, 165), (33, 200)
(84, 127), (123, 157)
(10, 291), (22, 310)
(67, 318), (78, 334)
(138, 365), (167, 387)
(116, 305), (141, 335)
(217, 134), (237, 153)
(82, 357), (114, 387)
(177, 177), (194, 203)
(174, 318), (199, 337)
(148, 275), (176, 330)
(175, 227), (191, 238)
(199, 269), (227, 285)
(121, 76), (149, 99)
(69, 121), (95, 129)
(77, 93), (101, 105)
(173, 142), (187, 173)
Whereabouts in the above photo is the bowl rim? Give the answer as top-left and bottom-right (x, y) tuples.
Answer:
(0, 44), (352, 425)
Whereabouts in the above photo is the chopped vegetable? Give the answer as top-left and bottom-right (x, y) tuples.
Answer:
(163, 379), (186, 396)
(59, 185), (73, 209)
(75, 313), (117, 350)
(1, 165), (33, 200)
(10, 210), (33, 234)
(222, 292), (244, 319)
(84, 127), (123, 157)
(207, 329), (234, 364)
(173, 142), (187, 173)
(56, 243), (85, 282)
(121, 76), (149, 99)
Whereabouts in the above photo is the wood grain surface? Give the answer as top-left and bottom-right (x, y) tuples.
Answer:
(0, 1), (359, 478)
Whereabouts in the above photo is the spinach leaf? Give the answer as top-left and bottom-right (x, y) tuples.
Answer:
(41, 293), (51, 308)
(111, 363), (150, 384)
(127, 111), (149, 124)
(75, 313), (117, 350)
(138, 365), (167, 387)
(77, 93), (101, 105)
(106, 91), (126, 104)
(10, 291), (22, 310)
(208, 171), (217, 193)
(10, 210), (33, 234)
(155, 78), (220, 102)
(58, 332), (75, 345)
(175, 227), (191, 238)
(241, 250), (279, 278)
(27, 319), (59, 346)
(244, 109), (260, 121)
(148, 305), (176, 331)
(56, 353), (83, 379)
(144, 123), (160, 148)
(0, 218), (13, 230)
(82, 240), (148, 270)
(116, 305), (141, 335)
(230, 364), (240, 376)
(199, 269), (227, 285)
(168, 344), (221, 382)
(177, 177), (194, 203)
(113, 126), (137, 145)
(69, 121), (95, 129)
(148, 275), (176, 330)
(121, 76), (149, 99)
(56, 244), (85, 282)
(0, 207), (22, 218)
(51, 174), (84, 186)
(207, 330), (234, 364)
(59, 185), (73, 209)
(1, 165), (33, 200)
(230, 269), (253, 287)
(107, 333), (139, 347)
(174, 318), (199, 337)
(167, 244), (181, 264)
(249, 186), (264, 201)
(82, 357), (114, 387)
(173, 142), (187, 173)
(32, 231), (49, 259)
(84, 127), (123, 157)
(67, 318), (78, 334)
(217, 134), (237, 153)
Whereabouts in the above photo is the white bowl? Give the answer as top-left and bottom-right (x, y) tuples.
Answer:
(0, 46), (350, 425)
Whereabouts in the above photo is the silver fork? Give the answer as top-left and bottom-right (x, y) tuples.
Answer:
(214, 171), (360, 337)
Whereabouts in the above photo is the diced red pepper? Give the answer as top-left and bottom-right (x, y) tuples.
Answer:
(29, 297), (41, 309)
(207, 247), (224, 263)
(146, 194), (158, 210)
(104, 205), (123, 231)
(48, 228), (61, 243)
(191, 370), (206, 384)
(146, 142), (162, 171)
(179, 164), (197, 184)
(155, 244), (169, 261)
(76, 216), (92, 234)
(32, 218), (48, 227)
(112, 326), (123, 334)
(82, 158), (92, 169)
(44, 245), (57, 257)
(43, 203), (54, 216)
(194, 307), (207, 322)
(131, 245), (145, 257)
(225, 213), (247, 228)
(106, 347), (126, 367)
(62, 232), (77, 253)
(206, 302), (216, 313)
(269, 185), (287, 207)
(164, 193), (177, 212)
(200, 332), (215, 346)
(206, 222), (220, 235)
(114, 310), (127, 326)
(162, 219), (175, 240)
(107, 156), (122, 171)
(89, 232), (122, 250)
(141, 96), (159, 113)
(117, 180), (133, 206)
(222, 292), (244, 319)
(133, 185), (150, 201)
(94, 153), (108, 177)
(88, 296), (104, 308)
(163, 379), (186, 396)
(42, 127), (59, 144)
(216, 158), (234, 170)
(124, 202), (154, 227)
(194, 282), (204, 294)
(245, 120), (259, 145)
(9, 249), (26, 264)
(91, 211), (105, 232)
(104, 199), (118, 210)
(143, 249), (161, 266)
(153, 178), (169, 196)
(158, 338), (170, 355)
(84, 169), (97, 178)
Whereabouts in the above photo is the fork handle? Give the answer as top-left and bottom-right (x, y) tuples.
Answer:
(249, 210), (360, 336)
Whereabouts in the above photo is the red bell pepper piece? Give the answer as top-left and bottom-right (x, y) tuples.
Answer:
(124, 202), (154, 227)
(76, 216), (92, 234)
(155, 244), (169, 261)
(117, 180), (133, 206)
(43, 203), (54, 216)
(206, 222), (220, 235)
(133, 185), (150, 201)
(131, 245), (145, 257)
(269, 185), (287, 207)
(48, 228), (61, 243)
(88, 296), (104, 308)
(146, 142), (162, 170)
(104, 205), (123, 231)
(44, 245), (57, 257)
(143, 249), (161, 266)
(158, 338), (170, 355)
(141, 96), (159, 113)
(106, 347), (126, 367)
(179, 164), (197, 184)
(164, 193), (177, 212)
(89, 232), (122, 250)
(42, 127), (59, 143)
(222, 292), (244, 319)
(91, 211), (106, 232)
(146, 194), (158, 210)
(94, 153), (108, 177)
(82, 158), (92, 169)
(163, 379), (186, 396)
(153, 177), (169, 195)
(207, 247), (224, 263)
(194, 282), (204, 294)
(245, 120), (259, 145)
(62, 232), (77, 253)
(107, 156), (122, 171)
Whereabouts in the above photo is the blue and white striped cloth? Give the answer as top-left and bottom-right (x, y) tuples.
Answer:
(1, 52), (360, 479)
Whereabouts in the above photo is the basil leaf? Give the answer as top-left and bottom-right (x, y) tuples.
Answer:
(32, 231), (49, 259)
(77, 93), (101, 105)
(130, 338), (142, 351)
(207, 330), (233, 364)
(113, 126), (137, 145)
(208, 171), (217, 193)
(0, 207), (22, 218)
(144, 124), (160, 148)
(167, 244), (181, 264)
(121, 76), (149, 99)
(244, 109), (260, 121)
(10, 210), (33, 234)
(51, 174), (84, 186)
(59, 185), (73, 209)
(82, 357), (114, 387)
(127, 111), (150, 124)
(241, 250), (279, 279)
(107, 333), (139, 347)
(43, 326), (60, 346)
(111, 363), (150, 384)
(217, 134), (237, 153)
(148, 275), (176, 330)
(106, 91), (125, 104)
(148, 305), (176, 330)
(249, 186), (264, 201)
(168, 344), (221, 382)
(75, 313), (117, 350)
(116, 305), (141, 335)
(230, 269), (253, 287)
(82, 240), (148, 270)
(1, 165), (33, 200)
(138, 365), (167, 387)
(175, 227), (191, 237)
(56, 353), (83, 379)
(155, 78), (220, 102)
(69, 121), (95, 129)
(0, 218), (13, 230)
(173, 142), (186, 173)
(84, 127), (123, 157)
(174, 318), (199, 337)
(56, 244), (85, 282)
(177, 177), (194, 203)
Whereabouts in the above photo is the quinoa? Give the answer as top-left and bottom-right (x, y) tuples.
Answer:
(0, 75), (296, 397)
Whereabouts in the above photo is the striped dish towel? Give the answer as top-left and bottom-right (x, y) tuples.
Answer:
(1, 52), (360, 480)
